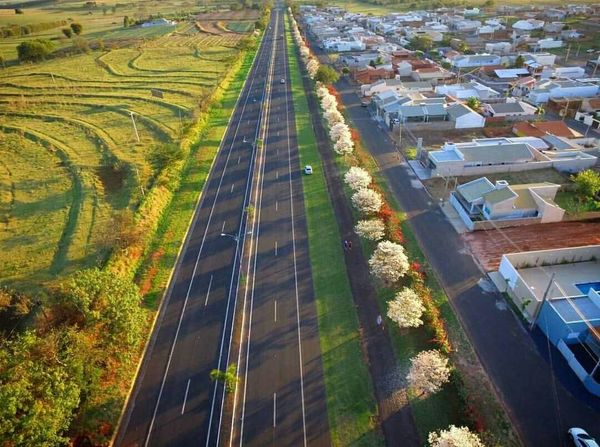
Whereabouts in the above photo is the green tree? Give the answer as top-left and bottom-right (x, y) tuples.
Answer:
(315, 65), (340, 84)
(572, 169), (600, 200)
(514, 55), (525, 68)
(147, 142), (184, 172)
(465, 96), (481, 111)
(62, 27), (72, 38)
(410, 34), (433, 52)
(54, 268), (145, 353)
(16, 39), (55, 62)
(123, 15), (130, 27)
(342, 66), (350, 75)
(0, 331), (82, 446)
(70, 22), (83, 35)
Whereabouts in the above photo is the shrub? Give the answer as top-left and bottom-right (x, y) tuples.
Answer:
(17, 39), (55, 62)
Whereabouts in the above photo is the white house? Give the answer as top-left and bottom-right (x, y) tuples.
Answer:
(452, 54), (502, 68)
(485, 42), (513, 55)
(446, 103), (485, 128)
(435, 81), (500, 100)
(528, 79), (600, 104)
(536, 38), (563, 49)
(552, 66), (586, 79)
(463, 7), (480, 17)
(361, 78), (404, 97)
(513, 19), (545, 31)
(323, 37), (366, 52)
(142, 18), (175, 27)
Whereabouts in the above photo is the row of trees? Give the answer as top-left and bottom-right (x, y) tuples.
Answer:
(289, 8), (484, 446)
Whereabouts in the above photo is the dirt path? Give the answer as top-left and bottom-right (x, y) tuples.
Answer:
(297, 51), (420, 446)
(463, 220), (600, 271)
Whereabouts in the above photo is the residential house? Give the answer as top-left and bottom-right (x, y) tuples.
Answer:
(535, 38), (563, 49)
(351, 66), (395, 84)
(496, 245), (600, 396)
(544, 22), (566, 33)
(452, 53), (502, 68)
(529, 79), (600, 104)
(361, 78), (404, 97)
(142, 18), (175, 27)
(485, 42), (513, 55)
(512, 19), (545, 31)
(483, 101), (538, 118)
(513, 121), (581, 138)
(411, 66), (455, 82)
(322, 37), (366, 52)
(510, 76), (537, 97)
(552, 66), (586, 79)
(545, 8), (566, 20)
(435, 81), (500, 100)
(450, 177), (564, 230)
(446, 103), (485, 128)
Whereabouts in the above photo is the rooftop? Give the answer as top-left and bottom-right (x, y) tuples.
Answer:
(457, 177), (496, 203)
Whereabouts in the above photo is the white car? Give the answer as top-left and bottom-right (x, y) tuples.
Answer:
(568, 428), (599, 447)
(304, 165), (313, 175)
(280, 78), (286, 84)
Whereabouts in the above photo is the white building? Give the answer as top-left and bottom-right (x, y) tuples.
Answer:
(446, 103), (485, 128)
(435, 81), (500, 100)
(513, 19), (545, 31)
(451, 53), (502, 68)
(528, 79), (600, 104)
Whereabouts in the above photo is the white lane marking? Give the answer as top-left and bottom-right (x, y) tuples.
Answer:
(275, 200), (278, 212)
(222, 221), (227, 232)
(143, 17), (270, 447)
(274, 300), (277, 322)
(273, 393), (277, 427)
(276, 171), (279, 180)
(231, 183), (235, 193)
(204, 275), (213, 307)
(181, 379), (191, 415)
(275, 241), (278, 256)
(238, 156), (241, 165)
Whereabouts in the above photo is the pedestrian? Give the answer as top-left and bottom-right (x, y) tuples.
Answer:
(348, 240), (352, 250)
(343, 240), (349, 251)
(376, 314), (383, 329)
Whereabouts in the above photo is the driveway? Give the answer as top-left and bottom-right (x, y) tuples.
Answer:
(335, 76), (600, 447)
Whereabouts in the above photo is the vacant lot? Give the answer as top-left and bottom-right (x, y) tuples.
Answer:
(0, 1), (254, 287)
(463, 221), (600, 271)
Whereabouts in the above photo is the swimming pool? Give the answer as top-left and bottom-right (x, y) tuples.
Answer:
(576, 282), (600, 295)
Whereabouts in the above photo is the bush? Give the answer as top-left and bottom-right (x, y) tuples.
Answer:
(62, 28), (72, 38)
(315, 65), (340, 84)
(17, 39), (55, 62)
(70, 22), (83, 35)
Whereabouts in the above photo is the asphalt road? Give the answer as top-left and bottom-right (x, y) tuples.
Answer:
(116, 7), (328, 447)
(334, 75), (600, 447)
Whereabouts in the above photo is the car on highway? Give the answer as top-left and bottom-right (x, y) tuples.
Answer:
(304, 165), (313, 175)
(568, 428), (599, 447)
(280, 78), (286, 84)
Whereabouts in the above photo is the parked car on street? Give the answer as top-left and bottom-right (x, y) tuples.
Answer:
(568, 428), (599, 447)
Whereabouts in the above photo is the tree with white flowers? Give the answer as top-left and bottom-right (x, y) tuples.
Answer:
(320, 93), (338, 111)
(324, 108), (344, 125)
(388, 287), (425, 328)
(428, 425), (484, 447)
(306, 58), (319, 78)
(407, 350), (451, 395)
(329, 122), (350, 142)
(316, 83), (329, 98)
(352, 188), (383, 215)
(368, 240), (409, 283)
(355, 219), (385, 241)
(344, 166), (372, 190)
(299, 45), (310, 60)
(334, 134), (354, 155)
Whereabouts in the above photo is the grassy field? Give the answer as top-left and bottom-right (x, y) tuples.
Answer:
(286, 14), (383, 447)
(0, 0), (256, 289)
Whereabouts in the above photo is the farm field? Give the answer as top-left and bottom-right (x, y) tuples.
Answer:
(0, 0), (258, 288)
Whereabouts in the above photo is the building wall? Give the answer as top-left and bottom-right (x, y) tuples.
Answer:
(454, 113), (485, 128)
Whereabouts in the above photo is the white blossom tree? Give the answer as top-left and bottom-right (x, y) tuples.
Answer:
(323, 108), (344, 125)
(316, 83), (329, 98)
(428, 425), (484, 447)
(407, 350), (451, 395)
(352, 188), (383, 215)
(306, 58), (319, 78)
(329, 122), (350, 142)
(299, 45), (310, 60)
(334, 134), (354, 155)
(388, 287), (425, 328)
(355, 219), (385, 241)
(368, 240), (409, 283)
(344, 166), (372, 190)
(320, 93), (338, 111)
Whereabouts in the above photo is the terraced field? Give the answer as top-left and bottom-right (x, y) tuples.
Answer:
(0, 25), (246, 286)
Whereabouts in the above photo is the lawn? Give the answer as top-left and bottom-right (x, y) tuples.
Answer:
(0, 0), (256, 289)
(286, 14), (383, 447)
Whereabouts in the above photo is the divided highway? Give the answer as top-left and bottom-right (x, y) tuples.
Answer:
(115, 5), (329, 447)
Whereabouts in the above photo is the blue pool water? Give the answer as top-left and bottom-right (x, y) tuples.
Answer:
(576, 282), (600, 295)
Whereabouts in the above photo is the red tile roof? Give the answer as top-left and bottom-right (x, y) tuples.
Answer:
(512, 120), (580, 138)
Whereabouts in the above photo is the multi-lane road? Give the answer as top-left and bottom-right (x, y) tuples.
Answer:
(116, 5), (329, 446)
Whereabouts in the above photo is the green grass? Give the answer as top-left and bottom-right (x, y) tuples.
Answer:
(555, 190), (600, 214)
(286, 14), (383, 447)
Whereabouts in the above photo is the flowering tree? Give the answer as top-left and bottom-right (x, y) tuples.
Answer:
(407, 350), (451, 395)
(306, 58), (319, 78)
(368, 240), (409, 283)
(387, 287), (425, 328)
(323, 108), (344, 125)
(352, 188), (383, 215)
(320, 93), (338, 111)
(316, 83), (329, 98)
(344, 166), (372, 190)
(334, 134), (354, 155)
(329, 122), (350, 142)
(428, 425), (484, 447)
(355, 219), (385, 241)
(299, 45), (310, 61)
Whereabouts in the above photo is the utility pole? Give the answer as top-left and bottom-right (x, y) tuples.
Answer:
(530, 272), (556, 330)
(565, 43), (571, 63)
(129, 111), (140, 142)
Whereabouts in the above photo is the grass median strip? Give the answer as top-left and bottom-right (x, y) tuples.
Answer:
(286, 15), (383, 447)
